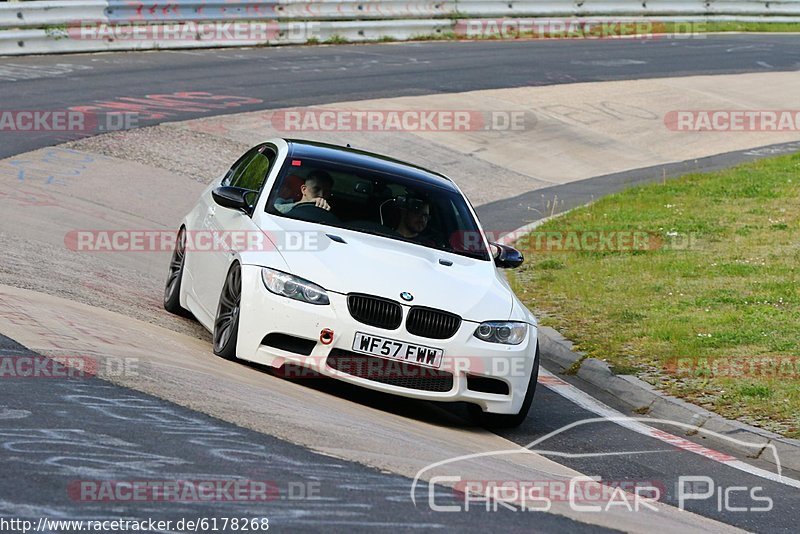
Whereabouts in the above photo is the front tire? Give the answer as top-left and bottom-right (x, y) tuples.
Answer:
(470, 342), (540, 429)
(164, 227), (189, 316)
(213, 262), (242, 360)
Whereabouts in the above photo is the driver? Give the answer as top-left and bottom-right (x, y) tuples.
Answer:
(299, 170), (334, 211)
(276, 170), (334, 213)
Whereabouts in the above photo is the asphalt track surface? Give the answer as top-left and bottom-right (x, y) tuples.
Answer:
(0, 334), (610, 533)
(2, 36), (800, 532)
(3, 35), (800, 160)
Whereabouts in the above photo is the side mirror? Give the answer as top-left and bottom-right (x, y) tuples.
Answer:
(212, 186), (255, 214)
(490, 242), (524, 269)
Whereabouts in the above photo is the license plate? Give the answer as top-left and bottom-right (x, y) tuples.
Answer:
(352, 332), (444, 369)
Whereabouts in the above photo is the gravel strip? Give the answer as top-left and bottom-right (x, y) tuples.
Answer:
(64, 125), (250, 184)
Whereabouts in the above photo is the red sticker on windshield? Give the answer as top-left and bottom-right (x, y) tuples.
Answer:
(291, 160), (302, 166)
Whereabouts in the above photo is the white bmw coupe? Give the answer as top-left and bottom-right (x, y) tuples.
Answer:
(165, 139), (539, 427)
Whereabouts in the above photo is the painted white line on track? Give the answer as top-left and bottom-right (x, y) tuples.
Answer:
(538, 368), (800, 489)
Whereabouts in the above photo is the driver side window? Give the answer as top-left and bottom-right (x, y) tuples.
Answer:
(223, 145), (276, 192)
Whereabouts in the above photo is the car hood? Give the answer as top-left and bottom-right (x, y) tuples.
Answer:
(259, 216), (514, 322)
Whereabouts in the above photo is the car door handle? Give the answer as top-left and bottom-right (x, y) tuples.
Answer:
(207, 206), (216, 217)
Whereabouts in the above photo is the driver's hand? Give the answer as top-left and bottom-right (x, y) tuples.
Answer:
(314, 198), (331, 211)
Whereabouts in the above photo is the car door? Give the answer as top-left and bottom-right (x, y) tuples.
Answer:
(193, 144), (278, 318)
(183, 149), (254, 318)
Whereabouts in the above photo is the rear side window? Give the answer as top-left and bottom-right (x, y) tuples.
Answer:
(223, 145), (276, 191)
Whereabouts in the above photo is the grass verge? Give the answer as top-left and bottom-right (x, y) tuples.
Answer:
(700, 21), (800, 33)
(508, 152), (800, 437)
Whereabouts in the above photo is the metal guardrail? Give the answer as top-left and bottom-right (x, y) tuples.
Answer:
(457, 0), (800, 17)
(0, 19), (453, 55)
(1, 0), (799, 55)
(102, 1), (456, 23)
(5, 1), (800, 28)
(1, 1), (459, 27)
(0, 1), (108, 29)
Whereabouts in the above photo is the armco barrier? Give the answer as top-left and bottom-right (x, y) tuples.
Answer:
(453, 0), (800, 17)
(1, 1), (459, 27)
(0, 18), (452, 55)
(1, 0), (799, 56)
(0, 1), (108, 29)
(103, 1), (456, 23)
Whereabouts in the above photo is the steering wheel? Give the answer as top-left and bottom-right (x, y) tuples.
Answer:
(287, 202), (341, 225)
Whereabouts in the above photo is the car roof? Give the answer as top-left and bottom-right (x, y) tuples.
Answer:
(285, 139), (458, 192)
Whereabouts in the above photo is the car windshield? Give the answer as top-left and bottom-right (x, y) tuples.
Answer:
(265, 155), (490, 261)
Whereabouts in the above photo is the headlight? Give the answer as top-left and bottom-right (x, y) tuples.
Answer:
(473, 321), (527, 345)
(261, 268), (329, 305)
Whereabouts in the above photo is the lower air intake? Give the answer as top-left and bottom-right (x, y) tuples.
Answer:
(326, 350), (453, 393)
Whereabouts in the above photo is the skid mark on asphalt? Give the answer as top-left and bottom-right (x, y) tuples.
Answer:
(0, 63), (93, 82)
(67, 92), (264, 122)
(0, 407), (30, 420)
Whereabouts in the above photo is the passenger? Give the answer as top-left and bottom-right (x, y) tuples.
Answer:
(396, 197), (431, 239)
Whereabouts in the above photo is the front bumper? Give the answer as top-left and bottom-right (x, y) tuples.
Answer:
(236, 264), (537, 414)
